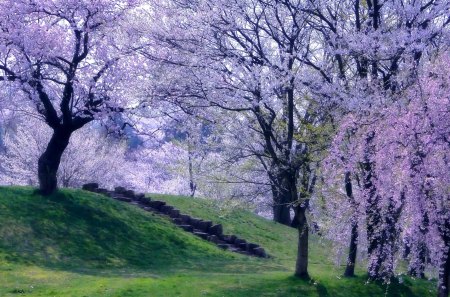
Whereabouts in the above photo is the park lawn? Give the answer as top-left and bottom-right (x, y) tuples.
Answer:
(0, 187), (437, 296)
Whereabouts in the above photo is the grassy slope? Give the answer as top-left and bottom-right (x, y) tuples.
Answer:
(0, 187), (436, 297)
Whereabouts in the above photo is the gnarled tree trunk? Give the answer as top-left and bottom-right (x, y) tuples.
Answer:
(295, 204), (309, 279)
(344, 172), (358, 277)
(38, 127), (72, 195)
(271, 174), (293, 226)
(344, 222), (358, 277)
(272, 188), (292, 226)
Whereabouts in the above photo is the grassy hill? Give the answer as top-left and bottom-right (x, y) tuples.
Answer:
(0, 187), (437, 296)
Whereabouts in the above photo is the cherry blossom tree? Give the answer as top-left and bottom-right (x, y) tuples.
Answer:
(0, 0), (141, 194)
(143, 0), (338, 278)
(321, 54), (450, 295)
(301, 0), (450, 283)
(0, 117), (129, 188)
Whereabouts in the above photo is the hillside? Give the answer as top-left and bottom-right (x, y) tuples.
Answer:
(0, 187), (437, 296)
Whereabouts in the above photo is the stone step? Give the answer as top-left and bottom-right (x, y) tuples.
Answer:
(123, 189), (135, 198)
(135, 193), (146, 201)
(207, 235), (220, 243)
(217, 243), (231, 250)
(179, 214), (191, 224)
(197, 220), (213, 232)
(179, 225), (194, 232)
(222, 235), (237, 244)
(172, 218), (183, 225)
(234, 238), (247, 245)
(193, 231), (209, 240)
(82, 183), (99, 191)
(208, 224), (223, 236)
(248, 243), (259, 250)
(147, 200), (166, 210)
(189, 218), (202, 228)
(86, 184), (269, 258)
(137, 204), (150, 209)
(160, 205), (174, 214)
(95, 188), (109, 195)
(238, 242), (248, 251)
(252, 247), (267, 258)
(112, 195), (132, 202)
(139, 199), (153, 206)
(114, 186), (127, 194)
(169, 209), (181, 218)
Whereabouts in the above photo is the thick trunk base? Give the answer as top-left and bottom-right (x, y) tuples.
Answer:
(295, 206), (309, 279)
(273, 203), (291, 226)
(38, 128), (72, 195)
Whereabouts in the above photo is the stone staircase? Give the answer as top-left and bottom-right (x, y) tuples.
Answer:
(82, 183), (268, 258)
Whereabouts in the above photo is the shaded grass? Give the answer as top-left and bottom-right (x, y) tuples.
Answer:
(0, 187), (242, 274)
(0, 187), (437, 296)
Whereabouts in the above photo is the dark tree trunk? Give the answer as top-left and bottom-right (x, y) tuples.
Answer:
(408, 241), (427, 279)
(295, 204), (309, 279)
(38, 127), (72, 195)
(363, 161), (382, 280)
(271, 178), (292, 226)
(344, 172), (358, 277)
(272, 198), (291, 226)
(188, 142), (196, 197)
(362, 133), (385, 280)
(345, 222), (358, 277)
(438, 250), (450, 297)
(367, 198), (403, 281)
(438, 229), (450, 297)
(273, 205), (291, 225)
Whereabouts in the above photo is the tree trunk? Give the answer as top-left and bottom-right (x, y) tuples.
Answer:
(271, 181), (292, 226)
(38, 127), (72, 195)
(344, 172), (358, 277)
(438, 233), (450, 297)
(344, 222), (358, 277)
(362, 134), (384, 280)
(408, 240), (427, 279)
(272, 200), (291, 226)
(295, 204), (309, 279)
(188, 142), (196, 197)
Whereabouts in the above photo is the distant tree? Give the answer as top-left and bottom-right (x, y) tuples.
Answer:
(0, 118), (129, 188)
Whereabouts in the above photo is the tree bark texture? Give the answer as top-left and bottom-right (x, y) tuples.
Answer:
(38, 127), (72, 195)
(295, 204), (309, 279)
(344, 172), (358, 277)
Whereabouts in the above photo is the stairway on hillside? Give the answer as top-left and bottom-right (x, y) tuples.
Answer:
(82, 183), (269, 258)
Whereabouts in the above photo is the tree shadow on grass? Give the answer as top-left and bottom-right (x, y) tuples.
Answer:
(0, 188), (250, 277)
(316, 283), (329, 297)
(372, 278), (418, 297)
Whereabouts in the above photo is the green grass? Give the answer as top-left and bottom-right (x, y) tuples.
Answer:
(0, 187), (437, 296)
